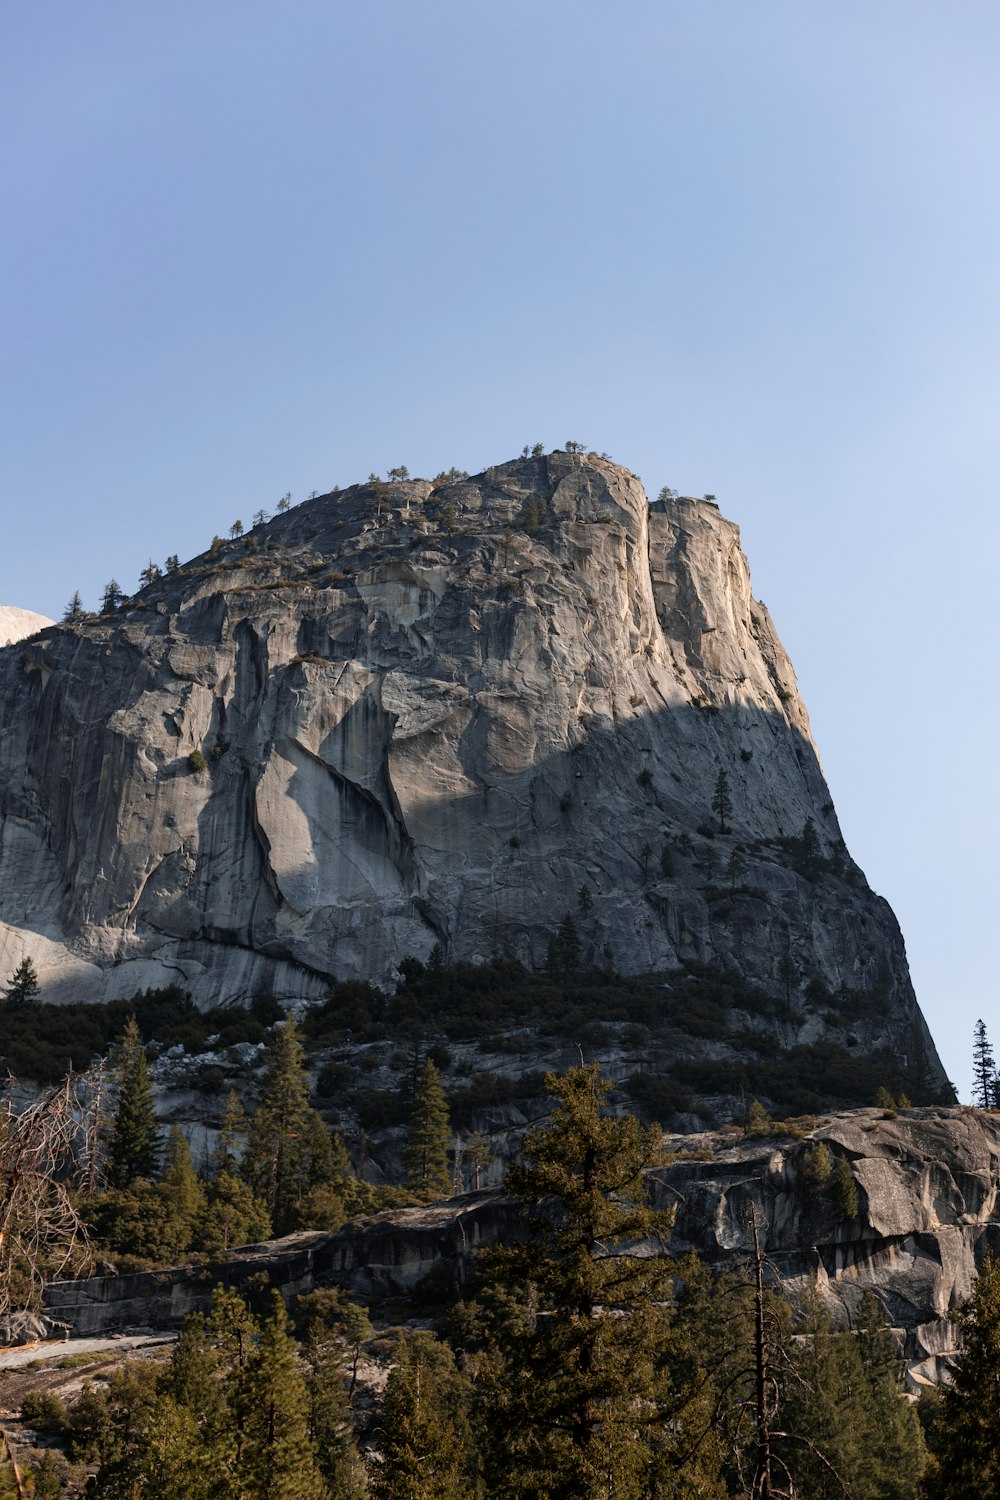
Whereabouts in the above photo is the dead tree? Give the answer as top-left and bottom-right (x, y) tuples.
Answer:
(0, 1073), (93, 1321)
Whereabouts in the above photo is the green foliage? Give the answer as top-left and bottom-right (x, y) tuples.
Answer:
(471, 1065), (676, 1497)
(87, 1180), (187, 1267)
(831, 1153), (859, 1220)
(20, 1389), (67, 1430)
(26, 1451), (63, 1499)
(160, 1124), (205, 1239)
(108, 1016), (159, 1189)
(404, 1057), (452, 1199)
(242, 1015), (346, 1233)
(78, 1284), (351, 1497)
(369, 1332), (471, 1499)
(780, 1285), (925, 1499)
(712, 766), (732, 832)
(925, 1252), (1000, 1495)
(195, 1169), (272, 1256)
(2, 956), (39, 1008)
(230, 1292), (326, 1499)
(544, 912), (581, 982)
(0, 983), (275, 1085)
(187, 747), (208, 774)
(973, 1018), (995, 1108)
(798, 1140), (833, 1187)
(744, 1097), (774, 1136)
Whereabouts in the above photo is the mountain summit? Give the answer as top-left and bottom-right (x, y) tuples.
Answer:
(0, 453), (946, 1091)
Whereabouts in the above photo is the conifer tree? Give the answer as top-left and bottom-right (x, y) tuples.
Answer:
(297, 1288), (371, 1497)
(472, 1064), (675, 1498)
(230, 1291), (326, 1500)
(108, 1017), (159, 1189)
(855, 1286), (926, 1499)
(3, 956), (39, 1008)
(196, 1171), (272, 1256)
(242, 1015), (344, 1233)
(403, 1058), (452, 1200)
(973, 1018), (995, 1108)
(799, 816), (821, 870)
(712, 766), (732, 833)
(925, 1252), (1000, 1497)
(545, 911), (581, 981)
(159, 1125), (205, 1255)
(100, 579), (123, 614)
(369, 1334), (469, 1500)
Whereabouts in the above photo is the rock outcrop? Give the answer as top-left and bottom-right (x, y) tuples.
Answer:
(42, 1107), (999, 1384)
(43, 1196), (522, 1336)
(0, 453), (945, 1089)
(659, 1105), (1000, 1383)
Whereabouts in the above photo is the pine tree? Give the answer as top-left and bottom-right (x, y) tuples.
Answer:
(230, 1292), (326, 1500)
(242, 1015), (344, 1233)
(712, 766), (732, 833)
(472, 1064), (675, 1498)
(27, 1450), (62, 1499)
(63, 590), (84, 620)
(854, 1286), (926, 1499)
(403, 1058), (451, 1200)
(799, 816), (822, 870)
(831, 1153), (859, 1220)
(3, 956), (39, 1008)
(108, 1017), (159, 1188)
(297, 1288), (372, 1497)
(925, 1252), (1000, 1496)
(158, 1125), (205, 1258)
(100, 579), (123, 614)
(369, 1334), (469, 1500)
(973, 1018), (995, 1108)
(195, 1171), (272, 1256)
(778, 1287), (871, 1498)
(214, 1089), (247, 1174)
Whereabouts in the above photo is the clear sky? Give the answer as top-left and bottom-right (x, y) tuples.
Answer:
(2, 2), (996, 1096)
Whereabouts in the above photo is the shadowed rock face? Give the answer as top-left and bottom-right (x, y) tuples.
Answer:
(0, 453), (944, 1088)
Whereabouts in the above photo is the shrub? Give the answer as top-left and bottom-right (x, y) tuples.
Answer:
(187, 748), (208, 774)
(637, 768), (652, 786)
(798, 1141), (833, 1188)
(744, 1099), (774, 1137)
(20, 1390), (67, 1431)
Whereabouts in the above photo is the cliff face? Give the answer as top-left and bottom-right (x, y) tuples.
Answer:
(657, 1105), (1000, 1384)
(0, 453), (944, 1087)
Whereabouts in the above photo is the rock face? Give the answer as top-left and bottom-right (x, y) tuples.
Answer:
(658, 1105), (1000, 1384)
(43, 1196), (522, 1336)
(0, 606), (53, 647)
(0, 453), (944, 1088)
(42, 1107), (998, 1385)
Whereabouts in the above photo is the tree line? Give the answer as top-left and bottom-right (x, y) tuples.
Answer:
(9, 1061), (994, 1496)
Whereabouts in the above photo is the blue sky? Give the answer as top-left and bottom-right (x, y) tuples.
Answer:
(2, 2), (997, 1094)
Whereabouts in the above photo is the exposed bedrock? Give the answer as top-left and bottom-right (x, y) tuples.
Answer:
(0, 453), (944, 1088)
